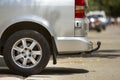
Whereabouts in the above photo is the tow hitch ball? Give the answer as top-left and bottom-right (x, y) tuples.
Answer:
(92, 41), (101, 52)
(87, 41), (101, 53)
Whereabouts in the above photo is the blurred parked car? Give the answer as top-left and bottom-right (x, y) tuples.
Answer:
(87, 11), (108, 32)
(87, 15), (102, 32)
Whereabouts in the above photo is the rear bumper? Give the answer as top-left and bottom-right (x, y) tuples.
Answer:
(56, 37), (93, 53)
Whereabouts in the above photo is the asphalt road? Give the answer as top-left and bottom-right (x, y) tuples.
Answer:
(0, 25), (120, 80)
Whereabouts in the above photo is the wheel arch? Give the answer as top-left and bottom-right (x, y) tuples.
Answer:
(0, 16), (57, 64)
(1, 21), (53, 54)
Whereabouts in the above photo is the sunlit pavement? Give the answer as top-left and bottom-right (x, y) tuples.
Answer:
(0, 25), (120, 80)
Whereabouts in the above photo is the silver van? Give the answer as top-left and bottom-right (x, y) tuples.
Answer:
(0, 0), (101, 76)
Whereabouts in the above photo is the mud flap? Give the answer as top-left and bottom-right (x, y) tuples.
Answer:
(51, 37), (58, 64)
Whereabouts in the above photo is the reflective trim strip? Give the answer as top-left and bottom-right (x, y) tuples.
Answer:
(75, 6), (85, 10)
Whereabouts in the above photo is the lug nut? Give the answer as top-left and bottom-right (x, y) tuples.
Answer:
(29, 50), (32, 52)
(25, 48), (27, 50)
(24, 55), (26, 58)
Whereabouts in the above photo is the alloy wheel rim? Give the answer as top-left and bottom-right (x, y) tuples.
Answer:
(11, 38), (42, 68)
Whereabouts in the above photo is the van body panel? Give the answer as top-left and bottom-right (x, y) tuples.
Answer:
(0, 0), (92, 53)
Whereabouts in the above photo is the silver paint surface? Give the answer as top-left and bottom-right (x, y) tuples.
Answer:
(0, 0), (91, 52)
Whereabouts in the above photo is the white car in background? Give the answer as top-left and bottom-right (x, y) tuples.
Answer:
(87, 11), (108, 31)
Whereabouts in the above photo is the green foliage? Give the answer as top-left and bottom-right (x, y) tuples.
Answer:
(88, 0), (120, 17)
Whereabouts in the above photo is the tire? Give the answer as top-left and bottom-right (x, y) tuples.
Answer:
(102, 25), (106, 30)
(95, 25), (102, 32)
(3, 30), (50, 76)
(96, 28), (101, 32)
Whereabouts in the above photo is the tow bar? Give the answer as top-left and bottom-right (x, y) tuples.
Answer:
(86, 41), (101, 54)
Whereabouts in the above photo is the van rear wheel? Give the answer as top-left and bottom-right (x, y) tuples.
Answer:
(3, 30), (50, 76)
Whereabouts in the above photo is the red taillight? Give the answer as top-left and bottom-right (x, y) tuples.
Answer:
(75, 0), (85, 6)
(75, 7), (85, 18)
(75, 0), (85, 18)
